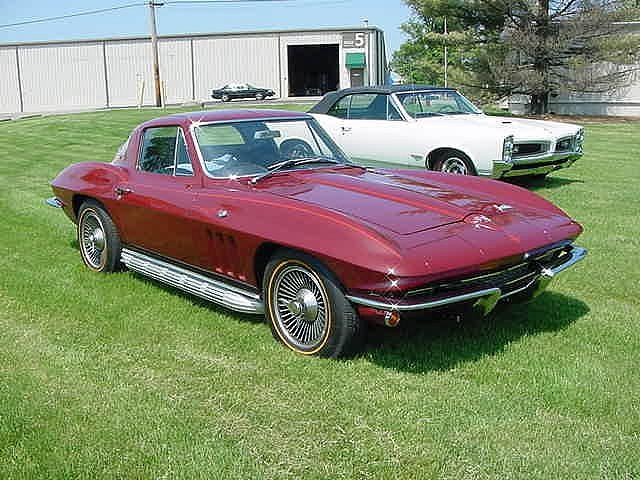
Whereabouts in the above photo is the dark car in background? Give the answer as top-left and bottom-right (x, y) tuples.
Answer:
(212, 83), (276, 102)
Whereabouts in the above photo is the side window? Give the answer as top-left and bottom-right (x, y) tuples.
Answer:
(175, 130), (194, 176)
(327, 96), (351, 119)
(348, 94), (388, 120)
(138, 126), (193, 176)
(387, 97), (403, 121)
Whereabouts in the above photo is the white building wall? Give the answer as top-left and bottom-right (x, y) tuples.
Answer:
(549, 75), (640, 116)
(0, 47), (21, 114)
(106, 39), (154, 107)
(0, 28), (386, 114)
(19, 42), (106, 112)
(193, 35), (280, 101)
(159, 38), (193, 104)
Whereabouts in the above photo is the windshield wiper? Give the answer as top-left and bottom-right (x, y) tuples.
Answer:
(250, 156), (342, 184)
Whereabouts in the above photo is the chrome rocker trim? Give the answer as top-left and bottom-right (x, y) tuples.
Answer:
(346, 246), (587, 316)
(120, 248), (264, 314)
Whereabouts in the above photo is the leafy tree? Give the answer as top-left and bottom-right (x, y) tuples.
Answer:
(393, 0), (640, 113)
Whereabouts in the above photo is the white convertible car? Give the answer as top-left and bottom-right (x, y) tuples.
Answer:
(309, 86), (584, 179)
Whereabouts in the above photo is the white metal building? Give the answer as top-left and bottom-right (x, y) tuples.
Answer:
(0, 27), (387, 115)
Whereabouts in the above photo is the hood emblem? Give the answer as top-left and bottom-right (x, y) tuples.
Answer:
(464, 213), (497, 231)
(494, 204), (513, 213)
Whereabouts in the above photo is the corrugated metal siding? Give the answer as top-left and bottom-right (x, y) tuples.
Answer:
(19, 42), (106, 112)
(159, 38), (193, 104)
(0, 28), (386, 113)
(193, 35), (279, 101)
(106, 40), (154, 107)
(0, 47), (21, 114)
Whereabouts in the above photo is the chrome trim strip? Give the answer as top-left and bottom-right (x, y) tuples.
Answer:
(45, 197), (64, 208)
(347, 245), (587, 314)
(346, 287), (502, 312)
(120, 248), (264, 314)
(510, 150), (582, 166)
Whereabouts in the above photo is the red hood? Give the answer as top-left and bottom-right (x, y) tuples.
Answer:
(256, 167), (571, 237)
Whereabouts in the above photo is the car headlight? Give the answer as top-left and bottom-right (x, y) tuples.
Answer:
(502, 135), (514, 163)
(574, 129), (585, 153)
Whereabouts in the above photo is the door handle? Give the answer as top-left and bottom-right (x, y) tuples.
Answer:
(115, 186), (133, 197)
(341, 126), (352, 133)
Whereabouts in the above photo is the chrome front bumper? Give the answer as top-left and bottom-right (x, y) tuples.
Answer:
(346, 246), (587, 316)
(491, 151), (583, 178)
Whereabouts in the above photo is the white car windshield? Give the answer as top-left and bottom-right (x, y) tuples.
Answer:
(193, 118), (349, 178)
(396, 91), (482, 118)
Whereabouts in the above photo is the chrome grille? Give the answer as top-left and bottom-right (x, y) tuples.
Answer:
(555, 137), (574, 152)
(407, 244), (570, 298)
(513, 142), (547, 157)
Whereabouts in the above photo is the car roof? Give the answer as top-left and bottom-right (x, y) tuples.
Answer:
(140, 109), (311, 128)
(308, 85), (457, 114)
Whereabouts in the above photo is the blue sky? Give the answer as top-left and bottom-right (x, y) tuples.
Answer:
(0, 1), (413, 54)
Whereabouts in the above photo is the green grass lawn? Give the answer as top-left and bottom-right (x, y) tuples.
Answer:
(0, 107), (638, 479)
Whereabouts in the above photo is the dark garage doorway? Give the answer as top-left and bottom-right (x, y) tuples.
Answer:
(287, 44), (339, 97)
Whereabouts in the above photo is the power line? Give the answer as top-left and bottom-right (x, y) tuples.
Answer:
(0, 3), (145, 29)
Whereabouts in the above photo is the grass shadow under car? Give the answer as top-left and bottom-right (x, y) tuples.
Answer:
(361, 291), (589, 373)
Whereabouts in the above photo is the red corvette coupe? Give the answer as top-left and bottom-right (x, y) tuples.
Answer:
(47, 109), (586, 357)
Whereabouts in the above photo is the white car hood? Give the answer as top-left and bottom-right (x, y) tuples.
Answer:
(416, 114), (581, 141)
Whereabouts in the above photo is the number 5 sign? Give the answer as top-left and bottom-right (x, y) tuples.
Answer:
(342, 32), (368, 49)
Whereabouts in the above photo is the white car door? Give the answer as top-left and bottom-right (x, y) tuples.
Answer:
(317, 93), (420, 167)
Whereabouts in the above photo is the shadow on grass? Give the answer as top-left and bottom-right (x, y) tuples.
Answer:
(361, 291), (589, 373)
(505, 175), (584, 191)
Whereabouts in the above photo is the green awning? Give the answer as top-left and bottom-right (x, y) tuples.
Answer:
(345, 52), (366, 69)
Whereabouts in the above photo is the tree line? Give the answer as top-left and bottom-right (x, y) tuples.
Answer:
(393, 0), (640, 113)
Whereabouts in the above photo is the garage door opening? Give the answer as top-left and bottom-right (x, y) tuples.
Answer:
(287, 44), (339, 97)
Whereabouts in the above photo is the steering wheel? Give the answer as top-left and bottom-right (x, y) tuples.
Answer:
(279, 139), (314, 161)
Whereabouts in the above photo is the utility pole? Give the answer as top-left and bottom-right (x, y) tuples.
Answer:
(148, 1), (163, 107)
(443, 17), (448, 88)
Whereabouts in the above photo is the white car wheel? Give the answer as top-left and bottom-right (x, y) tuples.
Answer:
(434, 153), (475, 176)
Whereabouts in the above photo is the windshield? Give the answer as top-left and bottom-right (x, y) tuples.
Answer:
(396, 91), (482, 118)
(193, 118), (349, 178)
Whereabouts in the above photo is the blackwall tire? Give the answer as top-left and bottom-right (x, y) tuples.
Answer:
(77, 200), (122, 273)
(263, 250), (365, 358)
(221, 94), (230, 102)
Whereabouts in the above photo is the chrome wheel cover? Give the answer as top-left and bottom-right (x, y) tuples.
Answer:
(271, 265), (329, 350)
(441, 157), (469, 175)
(79, 210), (107, 269)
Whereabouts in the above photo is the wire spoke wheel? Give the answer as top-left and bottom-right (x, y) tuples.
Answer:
(271, 264), (329, 351)
(79, 209), (108, 270)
